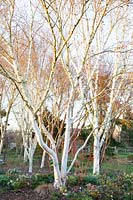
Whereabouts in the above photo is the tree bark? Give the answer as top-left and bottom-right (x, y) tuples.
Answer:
(40, 150), (46, 168)
(93, 135), (100, 175)
(0, 136), (4, 155)
(29, 112), (62, 188)
(23, 147), (28, 162)
(61, 105), (72, 185)
(28, 154), (33, 173)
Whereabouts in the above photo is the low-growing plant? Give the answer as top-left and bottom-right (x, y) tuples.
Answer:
(8, 175), (31, 190)
(67, 175), (79, 186)
(67, 190), (93, 200)
(0, 175), (10, 187)
(50, 191), (62, 200)
(88, 172), (133, 200)
(6, 168), (22, 181)
(31, 173), (54, 188)
(0, 173), (55, 191)
(82, 174), (99, 185)
(6, 168), (21, 175)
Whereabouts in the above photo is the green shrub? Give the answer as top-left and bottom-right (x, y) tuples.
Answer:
(89, 172), (133, 200)
(100, 170), (121, 180)
(6, 168), (21, 175)
(31, 173), (54, 188)
(8, 175), (31, 190)
(34, 173), (54, 182)
(67, 175), (79, 186)
(0, 173), (31, 190)
(51, 191), (62, 200)
(6, 168), (22, 181)
(0, 172), (54, 191)
(82, 174), (99, 185)
(0, 175), (10, 187)
(67, 190), (93, 200)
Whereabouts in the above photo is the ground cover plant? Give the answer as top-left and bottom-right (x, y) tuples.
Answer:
(0, 151), (132, 200)
(0, 170), (132, 200)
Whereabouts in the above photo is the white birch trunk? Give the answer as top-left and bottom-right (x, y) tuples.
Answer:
(40, 138), (48, 168)
(0, 119), (4, 154)
(40, 150), (46, 168)
(28, 154), (33, 173)
(53, 158), (62, 188)
(93, 135), (100, 175)
(61, 105), (72, 185)
(28, 133), (37, 173)
(29, 112), (62, 188)
(23, 147), (28, 162)
(0, 137), (4, 155)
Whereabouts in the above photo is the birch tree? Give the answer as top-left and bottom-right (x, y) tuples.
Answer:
(0, 0), (132, 187)
(0, 0), (91, 188)
(81, 2), (133, 174)
(0, 77), (6, 154)
(0, 78), (16, 154)
(13, 101), (37, 173)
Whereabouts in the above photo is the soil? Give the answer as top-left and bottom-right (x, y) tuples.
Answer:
(0, 188), (71, 200)
(0, 188), (67, 200)
(0, 189), (48, 200)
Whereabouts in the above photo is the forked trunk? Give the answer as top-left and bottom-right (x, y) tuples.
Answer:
(29, 112), (63, 188)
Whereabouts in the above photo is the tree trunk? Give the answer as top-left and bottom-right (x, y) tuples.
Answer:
(28, 154), (33, 173)
(93, 135), (100, 175)
(61, 105), (72, 185)
(53, 157), (62, 188)
(40, 150), (46, 168)
(23, 147), (28, 162)
(29, 112), (63, 188)
(40, 139), (48, 169)
(0, 138), (4, 155)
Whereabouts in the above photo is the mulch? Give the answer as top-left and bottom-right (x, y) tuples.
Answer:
(0, 188), (70, 200)
(0, 189), (50, 200)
